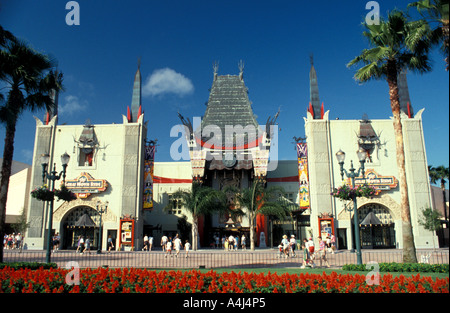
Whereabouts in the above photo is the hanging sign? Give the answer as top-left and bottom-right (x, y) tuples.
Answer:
(352, 169), (398, 194)
(65, 172), (108, 198)
(296, 143), (310, 209)
(143, 144), (156, 210)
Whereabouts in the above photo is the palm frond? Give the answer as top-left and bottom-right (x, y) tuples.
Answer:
(354, 62), (385, 82)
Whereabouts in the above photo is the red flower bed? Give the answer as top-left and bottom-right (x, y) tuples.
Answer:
(0, 267), (448, 293)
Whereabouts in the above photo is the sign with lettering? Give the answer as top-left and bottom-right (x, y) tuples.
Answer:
(351, 169), (398, 194)
(296, 143), (310, 209)
(65, 172), (108, 198)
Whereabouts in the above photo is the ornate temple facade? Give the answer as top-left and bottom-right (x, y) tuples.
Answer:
(21, 61), (439, 251)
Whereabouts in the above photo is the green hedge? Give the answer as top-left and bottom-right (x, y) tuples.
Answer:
(0, 262), (58, 270)
(342, 262), (449, 273)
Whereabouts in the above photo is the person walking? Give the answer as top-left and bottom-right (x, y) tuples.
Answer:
(318, 236), (330, 268)
(281, 235), (290, 258)
(83, 237), (91, 254)
(78, 236), (85, 254)
(300, 242), (314, 268)
(52, 233), (60, 253)
(143, 234), (149, 251)
(221, 235), (226, 249)
(15, 233), (22, 251)
(307, 237), (315, 261)
(228, 235), (234, 251)
(330, 234), (336, 254)
(174, 235), (182, 258)
(234, 235), (239, 251)
(161, 235), (168, 252)
(289, 235), (296, 257)
(107, 235), (114, 253)
(165, 237), (172, 258)
(76, 236), (82, 253)
(184, 240), (191, 258)
(149, 236), (153, 251)
(241, 234), (246, 250)
(214, 234), (219, 249)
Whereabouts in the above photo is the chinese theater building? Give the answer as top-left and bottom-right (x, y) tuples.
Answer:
(301, 60), (438, 250)
(26, 65), (148, 251)
(24, 60), (439, 251)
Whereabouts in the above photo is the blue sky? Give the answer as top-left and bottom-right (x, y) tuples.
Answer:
(1, 1), (448, 178)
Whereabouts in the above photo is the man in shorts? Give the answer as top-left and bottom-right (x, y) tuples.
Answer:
(173, 235), (182, 257)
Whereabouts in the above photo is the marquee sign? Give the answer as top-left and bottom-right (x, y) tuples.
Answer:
(65, 172), (108, 198)
(351, 169), (398, 194)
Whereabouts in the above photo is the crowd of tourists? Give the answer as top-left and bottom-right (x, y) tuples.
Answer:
(159, 234), (191, 258)
(3, 233), (23, 250)
(277, 234), (336, 268)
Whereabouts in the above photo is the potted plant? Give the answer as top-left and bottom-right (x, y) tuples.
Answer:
(30, 185), (54, 202)
(331, 184), (377, 201)
(54, 184), (77, 202)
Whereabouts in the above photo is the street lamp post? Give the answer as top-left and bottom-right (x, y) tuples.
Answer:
(41, 152), (70, 263)
(96, 200), (109, 254)
(335, 148), (366, 265)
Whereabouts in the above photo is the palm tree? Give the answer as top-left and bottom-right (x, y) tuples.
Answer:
(0, 29), (62, 262)
(428, 165), (449, 221)
(164, 182), (227, 251)
(347, 11), (433, 263)
(408, 0), (449, 70)
(230, 178), (289, 251)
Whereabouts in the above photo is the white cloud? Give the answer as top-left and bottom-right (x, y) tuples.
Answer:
(58, 95), (87, 116)
(142, 68), (194, 97)
(20, 149), (33, 163)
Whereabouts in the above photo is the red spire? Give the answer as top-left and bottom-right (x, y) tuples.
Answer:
(320, 102), (324, 119)
(308, 102), (315, 119)
(137, 105), (142, 120)
(127, 106), (131, 122)
(407, 102), (412, 118)
(45, 112), (50, 125)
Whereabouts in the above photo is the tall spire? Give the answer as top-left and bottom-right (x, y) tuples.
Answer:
(129, 59), (142, 122)
(398, 69), (413, 118)
(45, 70), (62, 125)
(309, 55), (322, 119)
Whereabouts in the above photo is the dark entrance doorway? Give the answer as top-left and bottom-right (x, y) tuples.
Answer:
(354, 204), (396, 249)
(61, 206), (99, 249)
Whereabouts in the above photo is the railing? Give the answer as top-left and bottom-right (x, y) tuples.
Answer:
(2, 249), (448, 269)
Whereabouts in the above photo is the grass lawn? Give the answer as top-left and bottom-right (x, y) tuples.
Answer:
(174, 267), (449, 280)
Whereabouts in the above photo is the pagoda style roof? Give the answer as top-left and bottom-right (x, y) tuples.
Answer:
(197, 74), (261, 150)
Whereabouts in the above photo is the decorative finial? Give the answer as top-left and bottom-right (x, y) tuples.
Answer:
(238, 60), (245, 73)
(213, 61), (219, 81)
(310, 54), (314, 66)
(137, 57), (141, 69)
(238, 60), (244, 81)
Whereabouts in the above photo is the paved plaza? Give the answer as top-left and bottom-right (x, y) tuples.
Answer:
(4, 248), (448, 269)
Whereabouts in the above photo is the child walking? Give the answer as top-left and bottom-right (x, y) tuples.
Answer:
(300, 243), (314, 268)
(184, 240), (191, 258)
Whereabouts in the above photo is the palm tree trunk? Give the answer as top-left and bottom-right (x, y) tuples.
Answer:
(192, 215), (199, 251)
(441, 180), (448, 221)
(0, 122), (17, 263)
(387, 60), (418, 263)
(250, 213), (255, 251)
